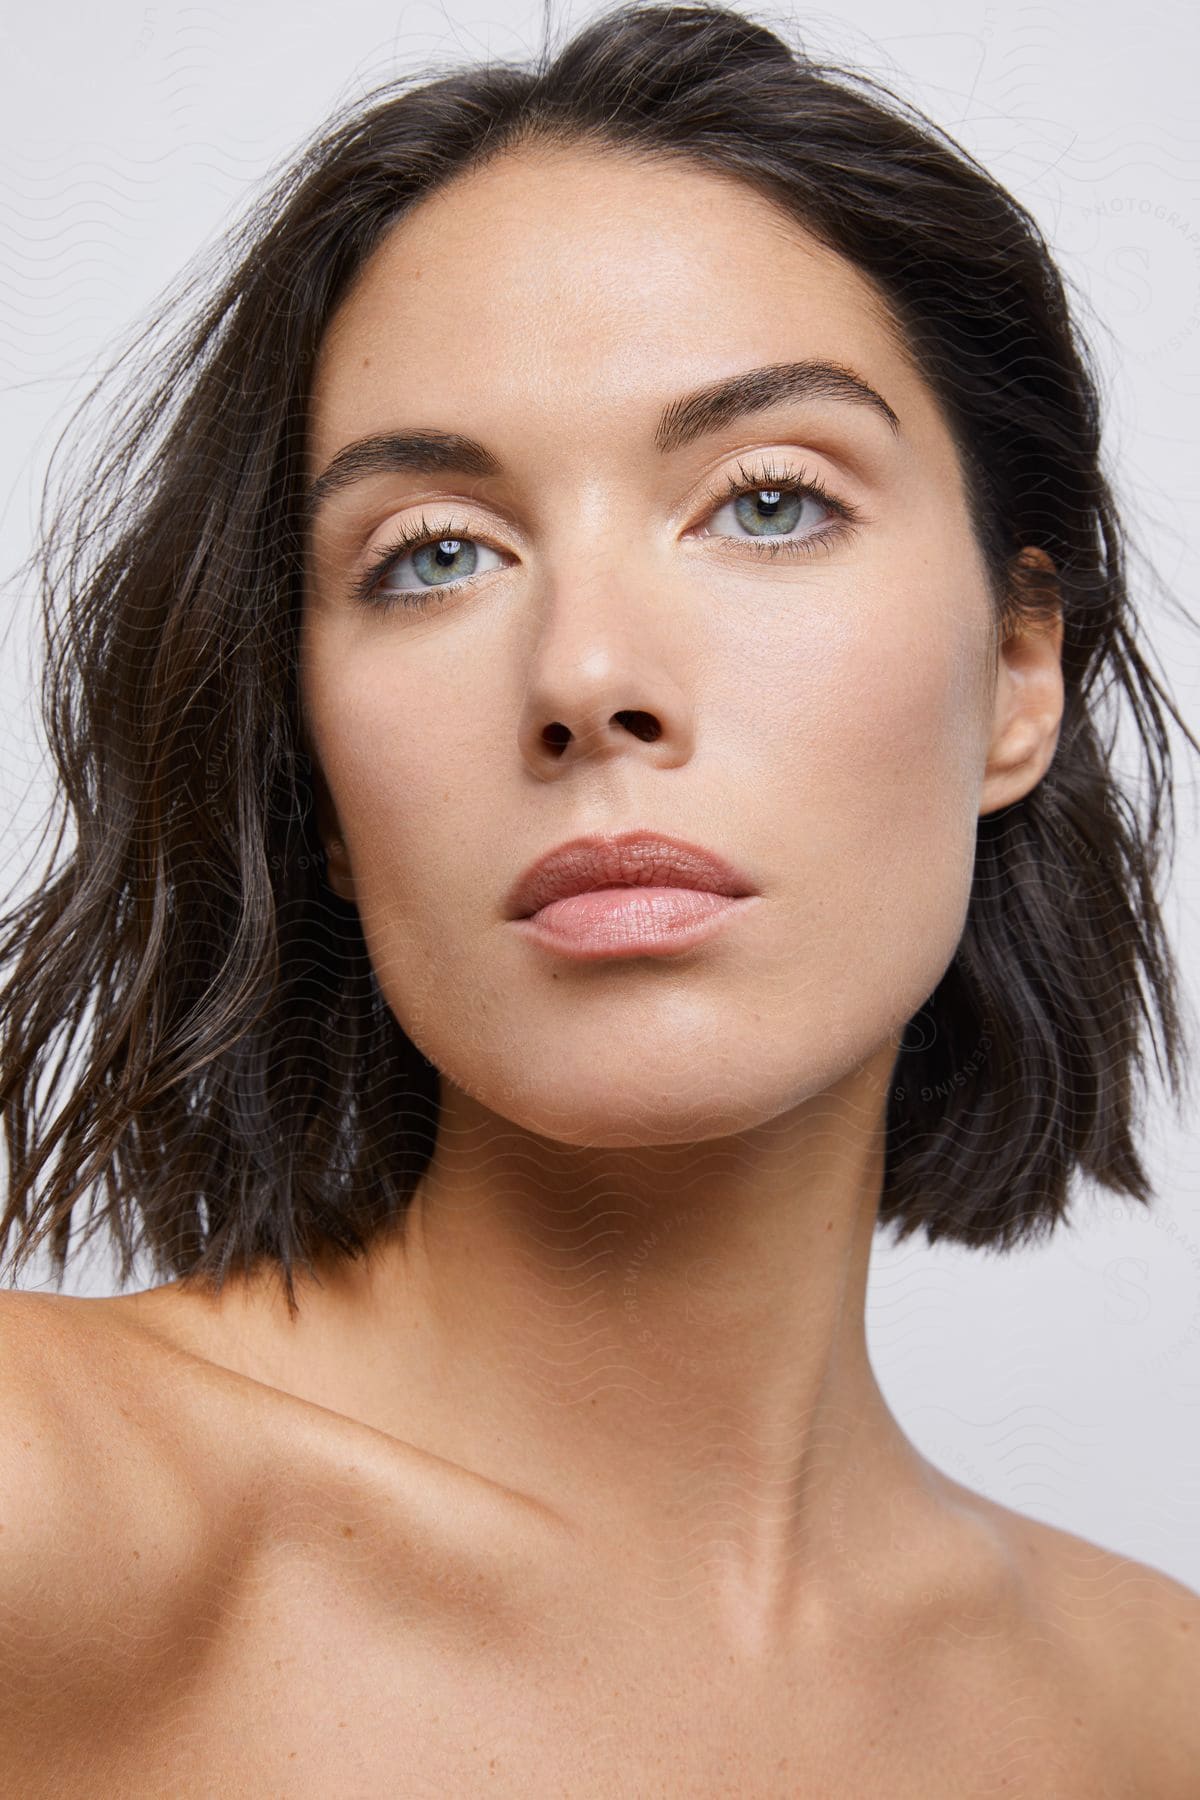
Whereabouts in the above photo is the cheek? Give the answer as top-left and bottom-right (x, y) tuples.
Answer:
(307, 655), (478, 889)
(301, 637), (505, 1031)
(749, 583), (991, 1028)
(833, 608), (985, 837)
(751, 564), (989, 801)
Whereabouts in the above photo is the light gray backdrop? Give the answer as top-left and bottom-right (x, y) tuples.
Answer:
(2, 0), (1198, 1590)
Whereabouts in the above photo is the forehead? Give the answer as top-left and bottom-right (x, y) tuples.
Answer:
(307, 144), (925, 472)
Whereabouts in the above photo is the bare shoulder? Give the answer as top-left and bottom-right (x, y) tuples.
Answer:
(0, 1282), (566, 1624)
(970, 1486), (1200, 1796)
(0, 1287), (230, 1784)
(0, 1283), (216, 1578)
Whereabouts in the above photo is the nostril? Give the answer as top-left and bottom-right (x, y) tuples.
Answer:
(615, 711), (661, 743)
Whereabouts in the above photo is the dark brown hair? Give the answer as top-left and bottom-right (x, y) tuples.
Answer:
(2, 1), (1196, 1316)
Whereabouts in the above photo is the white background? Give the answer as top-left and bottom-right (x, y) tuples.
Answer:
(2, 0), (1198, 1590)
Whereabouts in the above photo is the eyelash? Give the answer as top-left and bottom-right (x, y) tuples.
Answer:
(350, 456), (861, 613)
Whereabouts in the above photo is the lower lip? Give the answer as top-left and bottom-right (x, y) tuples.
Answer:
(511, 886), (758, 960)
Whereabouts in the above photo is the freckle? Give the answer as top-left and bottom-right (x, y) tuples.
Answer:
(825, 1220), (833, 1231)
(342, 1524), (355, 1537)
(362, 356), (370, 368)
(1180, 1620), (1191, 1631)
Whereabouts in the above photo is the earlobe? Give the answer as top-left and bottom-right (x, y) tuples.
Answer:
(979, 547), (1065, 817)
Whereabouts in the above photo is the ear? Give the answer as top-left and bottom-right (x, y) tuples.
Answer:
(979, 546), (1065, 818)
(308, 750), (356, 904)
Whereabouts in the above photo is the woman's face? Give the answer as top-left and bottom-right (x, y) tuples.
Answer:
(300, 144), (1025, 1147)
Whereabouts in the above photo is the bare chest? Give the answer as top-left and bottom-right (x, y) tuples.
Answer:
(110, 1536), (1129, 1800)
(37, 1297), (1148, 1799)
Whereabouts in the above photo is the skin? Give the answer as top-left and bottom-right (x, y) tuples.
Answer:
(291, 139), (1065, 1641)
(47, 141), (1198, 1790)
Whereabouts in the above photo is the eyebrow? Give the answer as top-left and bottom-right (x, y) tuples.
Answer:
(305, 358), (900, 521)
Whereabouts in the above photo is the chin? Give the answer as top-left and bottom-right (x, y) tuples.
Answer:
(451, 1060), (819, 1149)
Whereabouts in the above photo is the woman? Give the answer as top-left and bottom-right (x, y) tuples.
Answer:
(1, 3), (1197, 1791)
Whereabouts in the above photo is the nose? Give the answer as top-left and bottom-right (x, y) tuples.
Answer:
(519, 676), (691, 776)
(539, 709), (663, 758)
(513, 541), (696, 779)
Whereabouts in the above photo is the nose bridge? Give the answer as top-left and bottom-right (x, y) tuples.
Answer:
(539, 384), (691, 566)
(537, 433), (644, 537)
(524, 455), (670, 653)
(514, 475), (693, 774)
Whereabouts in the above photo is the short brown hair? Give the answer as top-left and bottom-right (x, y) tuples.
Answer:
(2, 2), (1196, 1315)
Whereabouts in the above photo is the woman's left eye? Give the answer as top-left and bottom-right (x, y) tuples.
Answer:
(352, 457), (859, 613)
(695, 457), (859, 560)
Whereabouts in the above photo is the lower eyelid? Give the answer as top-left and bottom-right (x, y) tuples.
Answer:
(358, 477), (853, 598)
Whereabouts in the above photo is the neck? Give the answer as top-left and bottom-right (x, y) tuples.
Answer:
(258, 1038), (939, 1649)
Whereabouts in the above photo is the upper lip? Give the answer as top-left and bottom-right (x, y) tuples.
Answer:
(504, 830), (758, 920)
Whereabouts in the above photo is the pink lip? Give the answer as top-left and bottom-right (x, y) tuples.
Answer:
(503, 829), (759, 959)
(511, 885), (758, 960)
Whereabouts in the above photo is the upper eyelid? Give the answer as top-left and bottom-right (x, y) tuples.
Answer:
(354, 466), (855, 608)
(358, 458), (848, 563)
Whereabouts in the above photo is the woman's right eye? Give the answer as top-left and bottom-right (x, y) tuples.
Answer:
(353, 457), (858, 613)
(353, 518), (507, 611)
